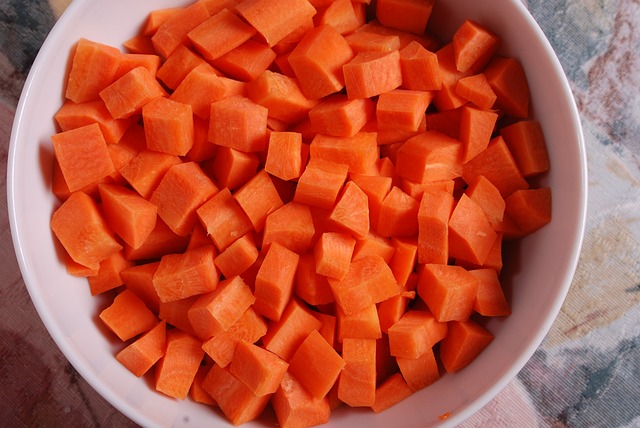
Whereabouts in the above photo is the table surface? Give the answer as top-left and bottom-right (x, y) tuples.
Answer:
(2, 0), (639, 427)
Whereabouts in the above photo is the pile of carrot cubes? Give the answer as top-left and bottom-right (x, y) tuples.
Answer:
(49, 0), (552, 425)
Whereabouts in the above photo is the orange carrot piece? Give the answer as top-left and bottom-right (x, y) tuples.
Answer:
(376, 89), (433, 132)
(377, 292), (414, 334)
(184, 115), (217, 163)
(234, 169), (284, 232)
(214, 232), (259, 278)
(316, 0), (362, 35)
(439, 319), (494, 373)
(417, 189), (454, 264)
(288, 329), (346, 399)
(230, 341), (289, 397)
(396, 347), (440, 391)
(51, 191), (122, 271)
(355, 20), (439, 51)
(294, 158), (349, 210)
(151, 1), (211, 58)
(400, 177), (454, 201)
(197, 187), (254, 251)
(52, 123), (115, 193)
(88, 251), (133, 295)
(272, 371), (331, 428)
(314, 232), (356, 280)
(343, 50), (402, 99)
(142, 7), (181, 36)
(121, 261), (161, 313)
(329, 180), (370, 240)
(265, 132), (304, 181)
(453, 19), (500, 73)
(190, 364), (217, 406)
(155, 329), (204, 399)
(377, 186), (420, 238)
(65, 38), (122, 104)
(310, 132), (378, 174)
(338, 338), (377, 407)
(99, 66), (167, 120)
(272, 16), (316, 55)
(157, 296), (199, 336)
(388, 310), (447, 359)
(200, 0), (242, 15)
(308, 94), (374, 138)
(188, 276), (256, 339)
(425, 107), (462, 139)
(465, 175), (505, 228)
(455, 73), (497, 110)
(417, 264), (479, 322)
(203, 365), (271, 425)
(150, 161), (219, 237)
(375, 0), (435, 35)
(202, 307), (268, 367)
(448, 193), (497, 266)
(394, 131), (463, 184)
(349, 173), (392, 229)
(246, 70), (318, 124)
(371, 372), (413, 413)
(206, 146), (260, 191)
(188, 9), (257, 62)
(432, 43), (470, 111)
(263, 201), (316, 254)
(345, 29), (401, 53)
(114, 53), (161, 81)
(484, 57), (530, 118)
(153, 245), (219, 302)
(123, 34), (157, 55)
(98, 183), (157, 249)
(169, 63), (228, 119)
(254, 241), (300, 322)
(262, 297), (323, 361)
(314, 310), (337, 348)
(459, 104), (498, 162)
(388, 237), (417, 287)
(54, 99), (133, 145)
(295, 252), (335, 306)
(470, 268), (511, 316)
(99, 289), (158, 341)
(119, 149), (182, 200)
(399, 40), (441, 91)
(156, 45), (206, 90)
(462, 136), (529, 198)
(500, 120), (550, 177)
(236, 0), (317, 47)
(504, 187), (552, 235)
(208, 95), (269, 153)
(337, 303), (382, 342)
(351, 230), (395, 263)
(329, 255), (400, 315)
(288, 24), (355, 99)
(116, 321), (166, 377)
(212, 39), (276, 82)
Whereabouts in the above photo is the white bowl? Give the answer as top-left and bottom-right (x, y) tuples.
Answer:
(8, 0), (587, 426)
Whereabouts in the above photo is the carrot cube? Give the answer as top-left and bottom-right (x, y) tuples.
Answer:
(351, 230), (395, 263)
(207, 146), (260, 191)
(196, 187), (254, 251)
(376, 0), (435, 35)
(338, 338), (377, 407)
(396, 347), (440, 391)
(455, 73), (497, 110)
(350, 173), (392, 229)
(121, 261), (161, 313)
(376, 89), (433, 132)
(212, 39), (276, 82)
(310, 132), (378, 174)
(439, 319), (494, 373)
(372, 372), (413, 413)
(343, 50), (402, 99)
(294, 252), (335, 306)
(288, 330), (346, 399)
(388, 237), (417, 287)
(417, 264), (479, 322)
(190, 365), (217, 406)
(314, 232), (356, 280)
(377, 293), (413, 334)
(99, 67), (167, 119)
(142, 7), (182, 36)
(88, 251), (133, 295)
(459, 104), (499, 162)
(345, 30), (401, 53)
(157, 296), (199, 337)
(377, 186), (420, 238)
(234, 169), (284, 232)
(417, 188), (454, 264)
(123, 218), (189, 262)
(470, 268), (511, 317)
(464, 175), (505, 228)
(484, 56), (531, 118)
(448, 193), (498, 265)
(399, 40), (441, 91)
(187, 276), (256, 339)
(309, 94), (374, 138)
(156, 45), (206, 90)
(387, 310), (447, 359)
(432, 43), (470, 111)
(394, 131), (463, 184)
(65, 38), (122, 103)
(265, 132), (304, 181)
(52, 123), (115, 193)
(99, 289), (158, 341)
(188, 9), (257, 62)
(453, 19), (500, 73)
(151, 1), (211, 58)
(272, 372), (331, 428)
(169, 63), (228, 119)
(504, 187), (552, 236)
(214, 232), (259, 278)
(54, 100), (133, 145)
(208, 96), (269, 153)
(155, 330), (204, 400)
(116, 321), (166, 377)
(288, 24), (355, 99)
(329, 181), (370, 240)
(337, 303), (382, 342)
(153, 245), (219, 302)
(230, 341), (289, 397)
(119, 149), (182, 200)
(254, 242), (300, 322)
(263, 201), (316, 254)
(500, 119), (551, 177)
(51, 191), (122, 270)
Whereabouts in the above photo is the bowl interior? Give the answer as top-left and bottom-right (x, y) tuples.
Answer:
(8, 0), (586, 427)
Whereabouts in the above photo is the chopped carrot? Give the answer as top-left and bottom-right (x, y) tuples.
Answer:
(214, 232), (260, 278)
(54, 99), (133, 145)
(349, 173), (392, 228)
(190, 364), (217, 406)
(504, 187), (552, 236)
(329, 181), (370, 240)
(337, 303), (382, 342)
(153, 245), (219, 303)
(200, 0), (242, 15)
(371, 372), (413, 413)
(310, 132), (379, 174)
(295, 252), (335, 306)
(151, 1), (211, 58)
(455, 73), (497, 110)
(229, 341), (289, 397)
(377, 292), (414, 334)
(122, 34), (156, 55)
(355, 20), (439, 51)
(314, 232), (356, 280)
(88, 251), (133, 295)
(396, 347), (440, 391)
(99, 66), (167, 120)
(377, 186), (420, 238)
(376, 0), (435, 35)
(338, 338), (377, 407)
(169, 63), (227, 119)
(197, 187), (254, 251)
(262, 297), (323, 361)
(234, 169), (284, 233)
(122, 217), (189, 262)
(343, 50), (402, 99)
(254, 241), (300, 322)
(116, 321), (166, 377)
(394, 130), (463, 184)
(65, 38), (122, 104)
(484, 56), (531, 118)
(470, 268), (511, 317)
(432, 43), (470, 111)
(387, 309), (447, 359)
(388, 237), (417, 287)
(439, 319), (494, 373)
(314, 310), (338, 348)
(51, 191), (122, 271)
(114, 53), (162, 81)
(459, 104), (498, 162)
(155, 45), (206, 90)
(417, 264), (479, 322)
(206, 146), (260, 191)
(294, 158), (349, 210)
(448, 194), (497, 266)
(263, 201), (316, 254)
(119, 149), (182, 200)
(212, 39), (276, 82)
(99, 289), (158, 341)
(156, 331), (203, 400)
(399, 40), (441, 91)
(453, 19), (500, 73)
(309, 94), (374, 137)
(345, 30), (401, 53)
(500, 119), (550, 177)
(157, 296), (199, 337)
(351, 230), (395, 263)
(272, 372), (331, 428)
(121, 261), (161, 313)
(417, 188), (454, 265)
(464, 175), (505, 228)
(142, 7), (181, 36)
(316, 0), (362, 35)
(376, 89), (433, 132)
(425, 107), (462, 139)
(208, 95), (269, 153)
(265, 132), (304, 181)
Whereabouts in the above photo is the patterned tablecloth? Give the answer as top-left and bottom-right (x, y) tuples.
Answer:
(1, 0), (639, 427)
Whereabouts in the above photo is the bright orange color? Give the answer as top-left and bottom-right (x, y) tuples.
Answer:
(310, 132), (378, 174)
(122, 218), (189, 262)
(387, 310), (447, 358)
(156, 44), (206, 90)
(54, 99), (133, 145)
(151, 1), (210, 58)
(376, 89), (433, 132)
(417, 189), (454, 264)
(263, 201), (316, 254)
(308, 94), (374, 137)
(230, 341), (289, 397)
(234, 169), (284, 232)
(254, 242), (300, 322)
(399, 40), (441, 91)
(377, 186), (420, 238)
(294, 159), (349, 210)
(338, 338), (377, 407)
(376, 0), (435, 35)
(65, 38), (122, 103)
(314, 232), (356, 280)
(265, 132), (304, 181)
(351, 230), (395, 263)
(470, 268), (511, 316)
(500, 120), (551, 177)
(504, 187), (552, 236)
(372, 372), (413, 413)
(214, 233), (259, 278)
(197, 187), (254, 251)
(51, 191), (122, 271)
(329, 181), (370, 239)
(99, 289), (158, 341)
(396, 347), (440, 391)
(153, 245), (219, 303)
(207, 146), (260, 191)
(349, 173), (392, 228)
(317, 0), (362, 35)
(212, 39), (277, 82)
(99, 66), (167, 119)
(448, 194), (497, 265)
(440, 319), (494, 372)
(272, 371), (331, 428)
(343, 50), (402, 99)
(417, 264), (479, 322)
(459, 104), (498, 162)
(455, 73), (497, 109)
(336, 303), (382, 342)
(121, 261), (161, 313)
(155, 330), (204, 399)
(484, 57), (531, 118)
(465, 175), (505, 228)
(394, 131), (463, 184)
(116, 321), (166, 377)
(433, 43), (470, 111)
(294, 252), (335, 306)
(88, 251), (133, 295)
(453, 19), (500, 73)
(119, 149), (182, 199)
(345, 30), (401, 53)
(169, 63), (227, 119)
(208, 96), (269, 153)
